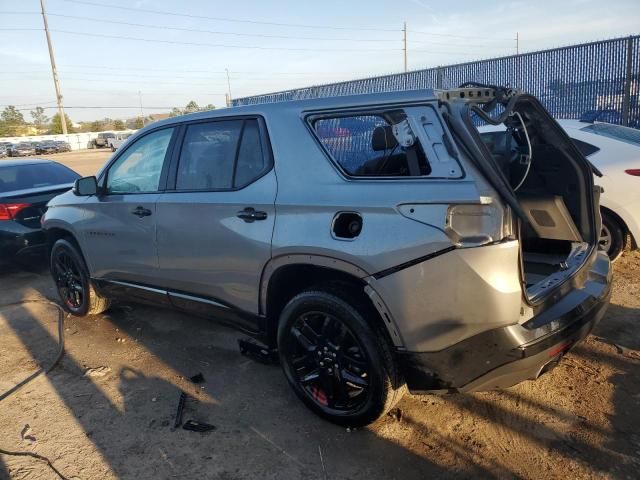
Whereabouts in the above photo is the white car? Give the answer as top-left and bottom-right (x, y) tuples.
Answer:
(556, 120), (639, 260)
(107, 132), (133, 152)
(479, 120), (640, 260)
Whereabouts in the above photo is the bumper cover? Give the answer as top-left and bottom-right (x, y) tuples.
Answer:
(0, 225), (47, 261)
(397, 250), (611, 393)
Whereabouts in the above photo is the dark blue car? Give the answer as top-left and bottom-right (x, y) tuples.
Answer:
(0, 159), (79, 263)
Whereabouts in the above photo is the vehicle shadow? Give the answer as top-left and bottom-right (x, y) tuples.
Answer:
(408, 302), (639, 478)
(1, 260), (638, 478)
(0, 286), (472, 479)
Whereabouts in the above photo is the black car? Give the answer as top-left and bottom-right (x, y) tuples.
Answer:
(36, 141), (59, 154)
(0, 159), (79, 263)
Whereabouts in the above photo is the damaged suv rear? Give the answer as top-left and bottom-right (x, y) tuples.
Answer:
(43, 85), (611, 427)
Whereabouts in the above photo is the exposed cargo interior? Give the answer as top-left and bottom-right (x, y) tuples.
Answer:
(475, 95), (596, 296)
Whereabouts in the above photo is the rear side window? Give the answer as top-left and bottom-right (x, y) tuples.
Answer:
(235, 119), (265, 187)
(176, 118), (268, 190)
(177, 120), (242, 190)
(312, 113), (431, 177)
(581, 123), (640, 147)
(0, 163), (79, 193)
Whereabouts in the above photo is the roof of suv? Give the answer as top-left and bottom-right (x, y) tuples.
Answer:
(147, 88), (438, 131)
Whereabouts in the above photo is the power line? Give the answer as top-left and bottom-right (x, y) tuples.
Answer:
(408, 39), (516, 49)
(14, 105), (175, 111)
(59, 0), (400, 32)
(45, 13), (400, 43)
(50, 29), (402, 52)
(408, 29), (516, 41)
(0, 10), (400, 42)
(6, 72), (232, 87)
(48, 29), (504, 55)
(0, 100), (57, 107)
(59, 65), (370, 75)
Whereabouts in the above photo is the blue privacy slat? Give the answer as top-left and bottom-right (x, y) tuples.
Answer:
(233, 36), (639, 128)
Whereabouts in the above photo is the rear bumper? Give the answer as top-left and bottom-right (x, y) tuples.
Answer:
(0, 224), (47, 262)
(397, 250), (611, 393)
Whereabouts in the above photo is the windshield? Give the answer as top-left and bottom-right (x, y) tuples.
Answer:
(0, 163), (79, 193)
(580, 123), (640, 147)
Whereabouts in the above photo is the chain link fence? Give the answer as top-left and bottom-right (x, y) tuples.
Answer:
(234, 36), (640, 128)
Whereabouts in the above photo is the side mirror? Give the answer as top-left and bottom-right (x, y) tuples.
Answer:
(73, 176), (98, 196)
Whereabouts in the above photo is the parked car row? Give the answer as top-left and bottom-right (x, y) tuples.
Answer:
(0, 140), (72, 157)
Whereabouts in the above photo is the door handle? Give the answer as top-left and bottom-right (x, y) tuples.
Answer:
(236, 207), (267, 223)
(131, 206), (152, 218)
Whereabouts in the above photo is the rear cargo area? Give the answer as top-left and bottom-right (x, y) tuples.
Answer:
(476, 95), (598, 296)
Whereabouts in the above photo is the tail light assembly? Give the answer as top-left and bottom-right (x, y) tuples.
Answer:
(624, 169), (640, 177)
(0, 203), (32, 221)
(445, 200), (513, 246)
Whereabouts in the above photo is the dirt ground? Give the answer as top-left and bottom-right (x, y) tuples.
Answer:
(0, 249), (639, 478)
(0, 252), (640, 479)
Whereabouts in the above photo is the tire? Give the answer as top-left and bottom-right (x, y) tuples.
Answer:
(599, 211), (625, 262)
(50, 238), (111, 316)
(277, 288), (406, 427)
(111, 145), (116, 152)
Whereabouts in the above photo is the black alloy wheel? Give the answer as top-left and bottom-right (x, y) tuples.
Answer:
(278, 289), (406, 426)
(52, 246), (85, 312)
(286, 311), (371, 413)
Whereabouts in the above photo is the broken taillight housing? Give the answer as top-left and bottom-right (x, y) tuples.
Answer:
(0, 203), (31, 221)
(445, 201), (512, 246)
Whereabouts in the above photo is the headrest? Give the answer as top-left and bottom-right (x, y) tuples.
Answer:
(371, 125), (398, 151)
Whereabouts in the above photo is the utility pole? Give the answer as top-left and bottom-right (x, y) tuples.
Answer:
(402, 22), (408, 72)
(225, 68), (232, 106)
(39, 0), (67, 134)
(516, 32), (519, 55)
(138, 90), (145, 126)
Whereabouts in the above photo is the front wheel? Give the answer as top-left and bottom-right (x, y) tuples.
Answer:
(277, 289), (405, 427)
(50, 238), (111, 316)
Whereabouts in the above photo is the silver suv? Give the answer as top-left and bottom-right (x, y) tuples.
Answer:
(43, 86), (611, 426)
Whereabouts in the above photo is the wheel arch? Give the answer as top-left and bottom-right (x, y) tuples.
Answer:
(601, 206), (635, 249)
(45, 225), (90, 268)
(260, 255), (404, 348)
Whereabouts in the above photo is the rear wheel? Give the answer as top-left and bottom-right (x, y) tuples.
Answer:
(599, 211), (625, 262)
(50, 239), (111, 316)
(277, 289), (405, 427)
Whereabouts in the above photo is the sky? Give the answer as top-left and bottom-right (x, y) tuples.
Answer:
(0, 0), (638, 122)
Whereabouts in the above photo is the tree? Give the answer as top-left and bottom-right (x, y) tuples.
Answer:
(30, 106), (49, 127)
(184, 100), (200, 114)
(134, 117), (144, 129)
(169, 101), (215, 118)
(0, 105), (26, 136)
(113, 119), (125, 130)
(1, 106), (25, 125)
(90, 120), (105, 132)
(50, 113), (75, 134)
